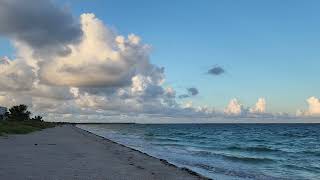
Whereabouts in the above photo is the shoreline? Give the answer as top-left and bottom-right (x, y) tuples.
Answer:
(74, 125), (210, 180)
(0, 125), (209, 180)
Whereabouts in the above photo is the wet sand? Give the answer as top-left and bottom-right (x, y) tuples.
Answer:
(0, 125), (207, 180)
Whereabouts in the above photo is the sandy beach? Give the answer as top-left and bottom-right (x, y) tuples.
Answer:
(0, 125), (206, 180)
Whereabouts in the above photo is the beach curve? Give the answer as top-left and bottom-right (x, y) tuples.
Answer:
(0, 125), (209, 180)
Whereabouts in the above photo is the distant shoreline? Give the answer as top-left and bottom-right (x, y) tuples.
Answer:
(63, 122), (320, 124)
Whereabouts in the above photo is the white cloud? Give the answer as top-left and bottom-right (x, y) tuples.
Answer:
(0, 0), (290, 122)
(224, 98), (244, 115)
(250, 98), (266, 114)
(297, 97), (320, 117)
(183, 101), (193, 109)
(0, 56), (10, 65)
(223, 98), (270, 117)
(0, 8), (184, 120)
(39, 13), (157, 88)
(0, 57), (36, 91)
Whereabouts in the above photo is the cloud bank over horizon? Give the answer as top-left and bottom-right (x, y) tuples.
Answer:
(0, 0), (317, 122)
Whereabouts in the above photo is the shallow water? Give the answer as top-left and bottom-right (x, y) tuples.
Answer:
(77, 124), (320, 180)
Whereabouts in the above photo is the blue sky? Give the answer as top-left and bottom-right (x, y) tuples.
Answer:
(1, 0), (320, 115)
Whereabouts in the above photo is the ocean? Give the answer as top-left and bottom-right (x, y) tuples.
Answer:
(77, 124), (320, 180)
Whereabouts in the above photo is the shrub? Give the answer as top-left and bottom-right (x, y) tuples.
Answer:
(0, 104), (55, 136)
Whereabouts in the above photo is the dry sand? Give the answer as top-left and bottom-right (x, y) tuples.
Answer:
(0, 125), (207, 180)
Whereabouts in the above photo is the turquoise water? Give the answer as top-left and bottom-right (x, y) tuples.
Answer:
(77, 124), (320, 180)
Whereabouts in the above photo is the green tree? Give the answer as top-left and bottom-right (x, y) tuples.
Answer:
(7, 104), (31, 121)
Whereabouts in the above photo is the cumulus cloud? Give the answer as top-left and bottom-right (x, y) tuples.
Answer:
(39, 14), (161, 88)
(0, 0), (282, 122)
(250, 98), (266, 114)
(0, 0), (188, 121)
(0, 57), (36, 91)
(0, 56), (10, 65)
(297, 97), (320, 117)
(0, 0), (82, 56)
(224, 98), (245, 115)
(224, 98), (269, 117)
(207, 65), (225, 76)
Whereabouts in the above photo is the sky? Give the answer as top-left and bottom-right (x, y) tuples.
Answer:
(0, 0), (319, 122)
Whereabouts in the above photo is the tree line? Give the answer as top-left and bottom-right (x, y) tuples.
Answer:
(1, 104), (44, 122)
